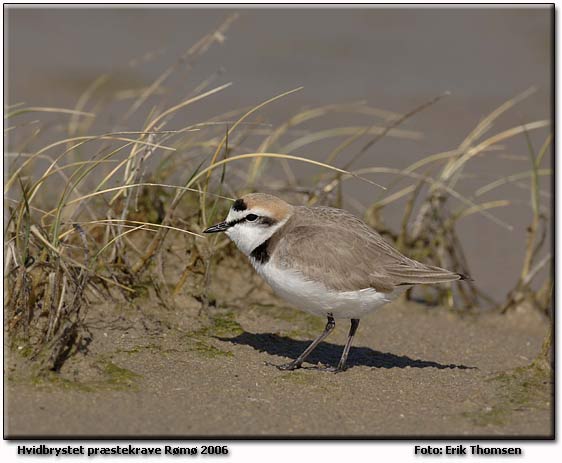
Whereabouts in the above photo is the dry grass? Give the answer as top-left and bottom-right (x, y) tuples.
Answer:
(4, 18), (552, 373)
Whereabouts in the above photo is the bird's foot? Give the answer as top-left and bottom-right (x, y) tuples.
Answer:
(265, 361), (301, 371)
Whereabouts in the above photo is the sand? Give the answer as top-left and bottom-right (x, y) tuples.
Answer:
(5, 290), (552, 437)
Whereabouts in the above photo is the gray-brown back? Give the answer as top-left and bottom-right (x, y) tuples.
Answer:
(267, 206), (464, 293)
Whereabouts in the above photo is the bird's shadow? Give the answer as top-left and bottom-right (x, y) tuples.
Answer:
(217, 331), (476, 371)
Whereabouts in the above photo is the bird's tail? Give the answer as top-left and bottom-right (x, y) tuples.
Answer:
(386, 263), (472, 286)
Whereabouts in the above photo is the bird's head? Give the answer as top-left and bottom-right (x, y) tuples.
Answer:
(203, 193), (293, 255)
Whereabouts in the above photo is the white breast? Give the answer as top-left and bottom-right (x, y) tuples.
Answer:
(252, 260), (402, 319)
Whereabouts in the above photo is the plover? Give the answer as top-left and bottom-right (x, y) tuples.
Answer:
(204, 193), (469, 372)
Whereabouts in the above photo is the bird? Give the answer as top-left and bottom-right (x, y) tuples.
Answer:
(203, 193), (469, 373)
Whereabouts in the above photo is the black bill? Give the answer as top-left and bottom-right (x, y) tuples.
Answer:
(203, 221), (230, 233)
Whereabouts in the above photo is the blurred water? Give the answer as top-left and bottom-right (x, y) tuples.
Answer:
(5, 7), (553, 303)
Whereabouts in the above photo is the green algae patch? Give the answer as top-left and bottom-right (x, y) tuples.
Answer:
(191, 312), (244, 338)
(182, 312), (241, 358)
(462, 364), (552, 427)
(491, 364), (552, 410)
(17, 359), (142, 393)
(208, 313), (244, 337)
(97, 360), (142, 390)
(191, 340), (234, 358)
(461, 405), (510, 427)
(29, 372), (96, 393)
(273, 370), (334, 393)
(253, 303), (325, 334)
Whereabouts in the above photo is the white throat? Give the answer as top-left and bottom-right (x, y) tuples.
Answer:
(226, 216), (289, 256)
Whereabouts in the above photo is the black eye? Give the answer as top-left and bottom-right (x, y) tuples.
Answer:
(246, 214), (258, 222)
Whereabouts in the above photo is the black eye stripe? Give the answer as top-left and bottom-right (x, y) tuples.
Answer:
(227, 217), (244, 227)
(260, 217), (277, 226)
(227, 215), (277, 227)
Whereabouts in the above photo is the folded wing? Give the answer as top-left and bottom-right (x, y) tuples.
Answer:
(273, 213), (465, 293)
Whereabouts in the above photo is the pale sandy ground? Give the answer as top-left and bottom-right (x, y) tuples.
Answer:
(6, 298), (552, 437)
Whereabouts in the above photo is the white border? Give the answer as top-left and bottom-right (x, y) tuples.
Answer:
(2, 2), (557, 462)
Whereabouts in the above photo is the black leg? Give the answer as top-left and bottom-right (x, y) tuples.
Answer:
(275, 314), (336, 370)
(334, 319), (360, 372)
